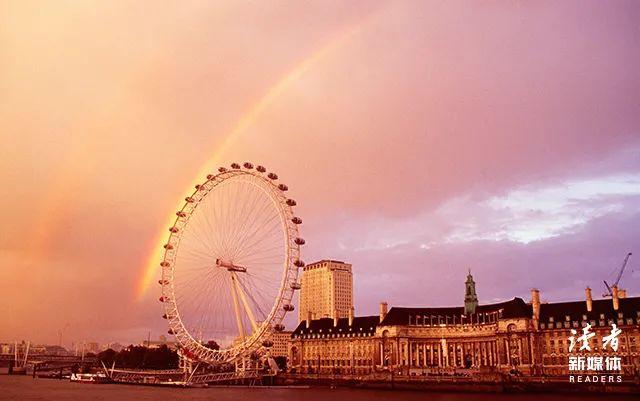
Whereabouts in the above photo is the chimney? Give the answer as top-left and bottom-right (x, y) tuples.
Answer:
(333, 309), (339, 327)
(585, 287), (593, 312)
(612, 285), (619, 311)
(531, 288), (540, 322)
(348, 306), (354, 326)
(379, 301), (388, 323)
(306, 310), (312, 329)
(618, 289), (627, 299)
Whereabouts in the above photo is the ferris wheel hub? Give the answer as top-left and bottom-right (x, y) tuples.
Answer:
(216, 258), (247, 272)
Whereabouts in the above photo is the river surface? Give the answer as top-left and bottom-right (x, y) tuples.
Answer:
(0, 375), (636, 401)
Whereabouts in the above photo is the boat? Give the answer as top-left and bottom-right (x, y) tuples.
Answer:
(70, 372), (111, 384)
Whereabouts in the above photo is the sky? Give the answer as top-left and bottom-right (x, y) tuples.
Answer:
(1, 0), (639, 347)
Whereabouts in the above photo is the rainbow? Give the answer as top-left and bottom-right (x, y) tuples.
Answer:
(135, 10), (383, 301)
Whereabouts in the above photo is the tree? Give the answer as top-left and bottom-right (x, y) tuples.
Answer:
(98, 345), (179, 369)
(97, 348), (117, 366)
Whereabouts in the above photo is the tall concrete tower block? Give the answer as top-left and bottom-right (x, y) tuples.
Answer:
(298, 260), (353, 322)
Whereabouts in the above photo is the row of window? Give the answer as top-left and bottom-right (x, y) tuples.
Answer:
(295, 331), (375, 339)
(547, 311), (639, 323)
(303, 358), (372, 367)
(303, 345), (375, 358)
(540, 318), (637, 329)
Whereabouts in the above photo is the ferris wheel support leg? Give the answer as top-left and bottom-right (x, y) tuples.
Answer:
(232, 273), (259, 333)
(229, 273), (246, 339)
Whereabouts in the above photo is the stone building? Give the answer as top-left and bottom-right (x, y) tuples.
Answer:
(289, 307), (379, 374)
(533, 286), (640, 376)
(298, 260), (353, 321)
(377, 295), (533, 374)
(269, 331), (292, 358)
(289, 271), (640, 377)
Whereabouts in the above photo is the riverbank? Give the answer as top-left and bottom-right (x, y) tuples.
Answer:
(277, 374), (640, 394)
(1, 375), (639, 401)
(3, 368), (639, 394)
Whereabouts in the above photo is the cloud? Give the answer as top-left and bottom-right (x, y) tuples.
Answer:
(304, 172), (640, 315)
(345, 208), (640, 315)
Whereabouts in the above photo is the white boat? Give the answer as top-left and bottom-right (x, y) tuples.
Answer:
(70, 372), (110, 384)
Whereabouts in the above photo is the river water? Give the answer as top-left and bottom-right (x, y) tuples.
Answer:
(0, 375), (636, 401)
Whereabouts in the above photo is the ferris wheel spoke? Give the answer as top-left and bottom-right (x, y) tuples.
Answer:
(228, 189), (274, 257)
(237, 276), (269, 321)
(239, 181), (268, 230)
(242, 221), (283, 253)
(226, 181), (257, 246)
(233, 220), (283, 262)
(229, 199), (280, 257)
(237, 243), (284, 265)
(224, 180), (245, 252)
(207, 184), (227, 257)
(191, 204), (215, 255)
(186, 206), (219, 255)
(240, 246), (282, 262)
(177, 274), (219, 298)
(218, 183), (238, 258)
(178, 248), (215, 264)
(244, 273), (281, 296)
(237, 200), (280, 243)
(191, 271), (226, 338)
(175, 268), (209, 287)
(191, 277), (229, 339)
(200, 194), (225, 259)
(241, 276), (279, 322)
(213, 183), (231, 259)
(182, 227), (216, 259)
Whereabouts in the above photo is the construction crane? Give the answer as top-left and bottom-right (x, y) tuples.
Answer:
(603, 252), (632, 297)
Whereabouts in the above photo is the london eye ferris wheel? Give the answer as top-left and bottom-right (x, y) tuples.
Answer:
(158, 162), (304, 365)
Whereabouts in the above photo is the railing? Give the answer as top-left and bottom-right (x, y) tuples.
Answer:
(0, 354), (95, 362)
(106, 367), (264, 385)
(190, 370), (261, 384)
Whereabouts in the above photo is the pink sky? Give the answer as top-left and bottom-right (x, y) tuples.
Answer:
(1, 1), (639, 346)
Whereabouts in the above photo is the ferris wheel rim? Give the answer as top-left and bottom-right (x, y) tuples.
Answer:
(158, 164), (303, 364)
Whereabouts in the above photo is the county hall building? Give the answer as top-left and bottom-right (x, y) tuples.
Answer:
(288, 263), (640, 377)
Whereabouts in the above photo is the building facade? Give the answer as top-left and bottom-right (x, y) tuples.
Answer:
(270, 331), (292, 358)
(289, 307), (379, 374)
(289, 272), (640, 377)
(533, 286), (640, 376)
(376, 295), (534, 374)
(298, 260), (353, 321)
